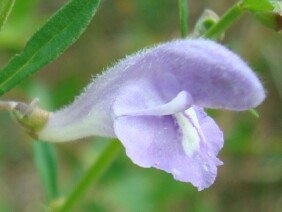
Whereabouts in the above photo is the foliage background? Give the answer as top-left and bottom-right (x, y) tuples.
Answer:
(0, 0), (281, 211)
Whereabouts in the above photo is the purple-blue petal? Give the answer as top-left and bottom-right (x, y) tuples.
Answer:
(134, 39), (265, 110)
(113, 106), (223, 190)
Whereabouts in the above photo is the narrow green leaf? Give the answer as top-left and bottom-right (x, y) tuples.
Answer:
(33, 141), (58, 202)
(242, 0), (274, 11)
(0, 0), (16, 31)
(0, 0), (101, 96)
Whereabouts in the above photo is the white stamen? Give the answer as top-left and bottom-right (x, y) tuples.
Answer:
(174, 107), (204, 156)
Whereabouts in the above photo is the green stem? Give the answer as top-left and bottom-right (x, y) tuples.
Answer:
(203, 2), (244, 40)
(0, 100), (16, 111)
(57, 140), (122, 212)
(178, 0), (188, 38)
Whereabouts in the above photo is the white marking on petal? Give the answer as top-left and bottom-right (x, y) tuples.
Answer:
(115, 90), (192, 117)
(174, 107), (204, 156)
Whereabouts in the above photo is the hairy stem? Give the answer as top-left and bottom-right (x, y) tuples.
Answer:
(0, 100), (16, 111)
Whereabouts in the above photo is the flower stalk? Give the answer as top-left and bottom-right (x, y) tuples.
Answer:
(56, 140), (122, 212)
(179, 0), (188, 38)
(0, 100), (16, 111)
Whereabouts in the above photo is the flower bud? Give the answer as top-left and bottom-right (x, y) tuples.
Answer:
(192, 9), (224, 39)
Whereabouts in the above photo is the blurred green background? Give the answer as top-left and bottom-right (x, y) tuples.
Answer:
(0, 0), (281, 211)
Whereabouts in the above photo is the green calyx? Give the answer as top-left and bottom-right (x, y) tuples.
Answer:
(11, 101), (50, 138)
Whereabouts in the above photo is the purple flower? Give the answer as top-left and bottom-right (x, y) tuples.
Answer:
(37, 39), (265, 190)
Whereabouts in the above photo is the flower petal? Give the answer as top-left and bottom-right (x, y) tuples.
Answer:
(140, 39), (265, 110)
(113, 106), (223, 190)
